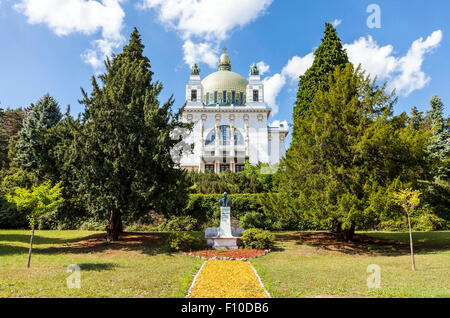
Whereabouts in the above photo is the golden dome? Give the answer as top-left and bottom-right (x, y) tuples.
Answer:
(202, 52), (248, 105)
(218, 53), (231, 71)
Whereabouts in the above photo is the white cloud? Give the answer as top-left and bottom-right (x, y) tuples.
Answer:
(390, 30), (443, 96)
(281, 53), (314, 82)
(183, 40), (219, 68)
(15, 0), (126, 70)
(332, 19), (342, 27)
(256, 61), (270, 75)
(345, 30), (442, 96)
(263, 73), (286, 116)
(264, 30), (443, 116)
(262, 52), (314, 115)
(140, 0), (273, 67)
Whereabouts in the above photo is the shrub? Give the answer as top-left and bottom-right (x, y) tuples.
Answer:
(79, 219), (108, 231)
(240, 211), (272, 230)
(158, 216), (198, 232)
(0, 194), (28, 228)
(168, 232), (206, 252)
(241, 228), (275, 250)
(124, 223), (153, 232)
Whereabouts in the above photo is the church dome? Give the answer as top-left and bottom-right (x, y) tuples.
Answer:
(202, 52), (248, 105)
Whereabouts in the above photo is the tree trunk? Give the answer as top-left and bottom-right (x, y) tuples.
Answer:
(342, 224), (355, 242)
(27, 224), (35, 268)
(106, 208), (122, 242)
(407, 214), (416, 271)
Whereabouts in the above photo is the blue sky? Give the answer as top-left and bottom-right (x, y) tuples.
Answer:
(0, 0), (449, 145)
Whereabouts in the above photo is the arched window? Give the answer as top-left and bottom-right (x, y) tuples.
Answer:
(205, 129), (215, 146)
(220, 125), (230, 145)
(234, 129), (244, 145)
(205, 126), (244, 146)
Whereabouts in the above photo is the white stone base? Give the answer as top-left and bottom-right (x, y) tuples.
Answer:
(207, 237), (239, 250)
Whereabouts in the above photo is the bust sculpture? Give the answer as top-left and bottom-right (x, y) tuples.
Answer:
(218, 192), (232, 207)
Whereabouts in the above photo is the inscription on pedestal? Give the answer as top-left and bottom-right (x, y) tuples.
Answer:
(219, 207), (232, 237)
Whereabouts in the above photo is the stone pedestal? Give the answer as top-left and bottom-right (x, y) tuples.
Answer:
(211, 237), (239, 250)
(219, 207), (232, 237)
(205, 207), (244, 250)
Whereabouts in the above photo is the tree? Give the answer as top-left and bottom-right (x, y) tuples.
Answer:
(71, 28), (190, 241)
(276, 64), (428, 241)
(292, 22), (349, 137)
(0, 108), (27, 170)
(6, 180), (63, 267)
(426, 95), (450, 182)
(393, 188), (421, 271)
(14, 95), (62, 172)
(409, 106), (425, 131)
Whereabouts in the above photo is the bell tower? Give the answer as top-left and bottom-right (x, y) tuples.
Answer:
(247, 63), (264, 105)
(186, 63), (203, 106)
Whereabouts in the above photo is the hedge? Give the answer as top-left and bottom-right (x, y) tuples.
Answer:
(183, 193), (265, 228)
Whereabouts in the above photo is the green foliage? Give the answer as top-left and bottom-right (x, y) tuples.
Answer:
(393, 188), (421, 216)
(186, 163), (274, 194)
(78, 219), (108, 231)
(293, 22), (349, 130)
(0, 170), (37, 228)
(241, 228), (275, 250)
(69, 28), (191, 240)
(6, 180), (64, 228)
(0, 108), (27, 170)
(14, 95), (62, 171)
(278, 64), (430, 239)
(184, 194), (264, 227)
(240, 211), (272, 230)
(168, 232), (206, 252)
(158, 215), (198, 232)
(426, 95), (450, 182)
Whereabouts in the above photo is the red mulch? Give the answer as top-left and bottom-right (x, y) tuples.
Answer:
(186, 249), (268, 260)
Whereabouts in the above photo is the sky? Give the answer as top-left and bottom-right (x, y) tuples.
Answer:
(0, 0), (449, 145)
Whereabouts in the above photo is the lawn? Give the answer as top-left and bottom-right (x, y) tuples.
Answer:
(1, 230), (449, 298)
(0, 230), (203, 297)
(251, 231), (450, 298)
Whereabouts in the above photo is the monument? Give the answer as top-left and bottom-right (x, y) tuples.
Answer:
(205, 192), (244, 250)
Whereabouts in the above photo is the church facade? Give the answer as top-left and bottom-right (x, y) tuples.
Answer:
(179, 51), (288, 173)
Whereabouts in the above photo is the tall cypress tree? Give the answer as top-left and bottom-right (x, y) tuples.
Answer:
(277, 64), (427, 240)
(72, 28), (190, 241)
(14, 95), (62, 171)
(292, 22), (349, 139)
(427, 95), (450, 182)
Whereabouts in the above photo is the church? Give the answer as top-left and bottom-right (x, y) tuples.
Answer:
(178, 50), (289, 173)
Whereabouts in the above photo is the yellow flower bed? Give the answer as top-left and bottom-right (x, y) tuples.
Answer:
(188, 260), (268, 298)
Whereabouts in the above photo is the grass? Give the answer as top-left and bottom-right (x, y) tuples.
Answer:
(0, 230), (203, 298)
(251, 231), (450, 298)
(1, 230), (449, 298)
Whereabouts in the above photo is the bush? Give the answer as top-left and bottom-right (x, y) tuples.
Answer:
(158, 216), (198, 232)
(184, 193), (264, 228)
(241, 228), (275, 250)
(79, 219), (108, 231)
(240, 211), (272, 230)
(124, 223), (154, 232)
(0, 194), (28, 228)
(168, 232), (206, 252)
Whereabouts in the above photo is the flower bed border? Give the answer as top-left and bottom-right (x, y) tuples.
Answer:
(184, 249), (270, 261)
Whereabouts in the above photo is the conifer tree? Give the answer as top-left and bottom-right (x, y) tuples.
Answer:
(292, 22), (349, 137)
(71, 28), (190, 241)
(277, 64), (428, 241)
(14, 95), (62, 171)
(427, 95), (450, 182)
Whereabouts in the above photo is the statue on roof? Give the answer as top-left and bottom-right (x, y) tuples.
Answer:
(250, 63), (259, 76)
(191, 63), (200, 75)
